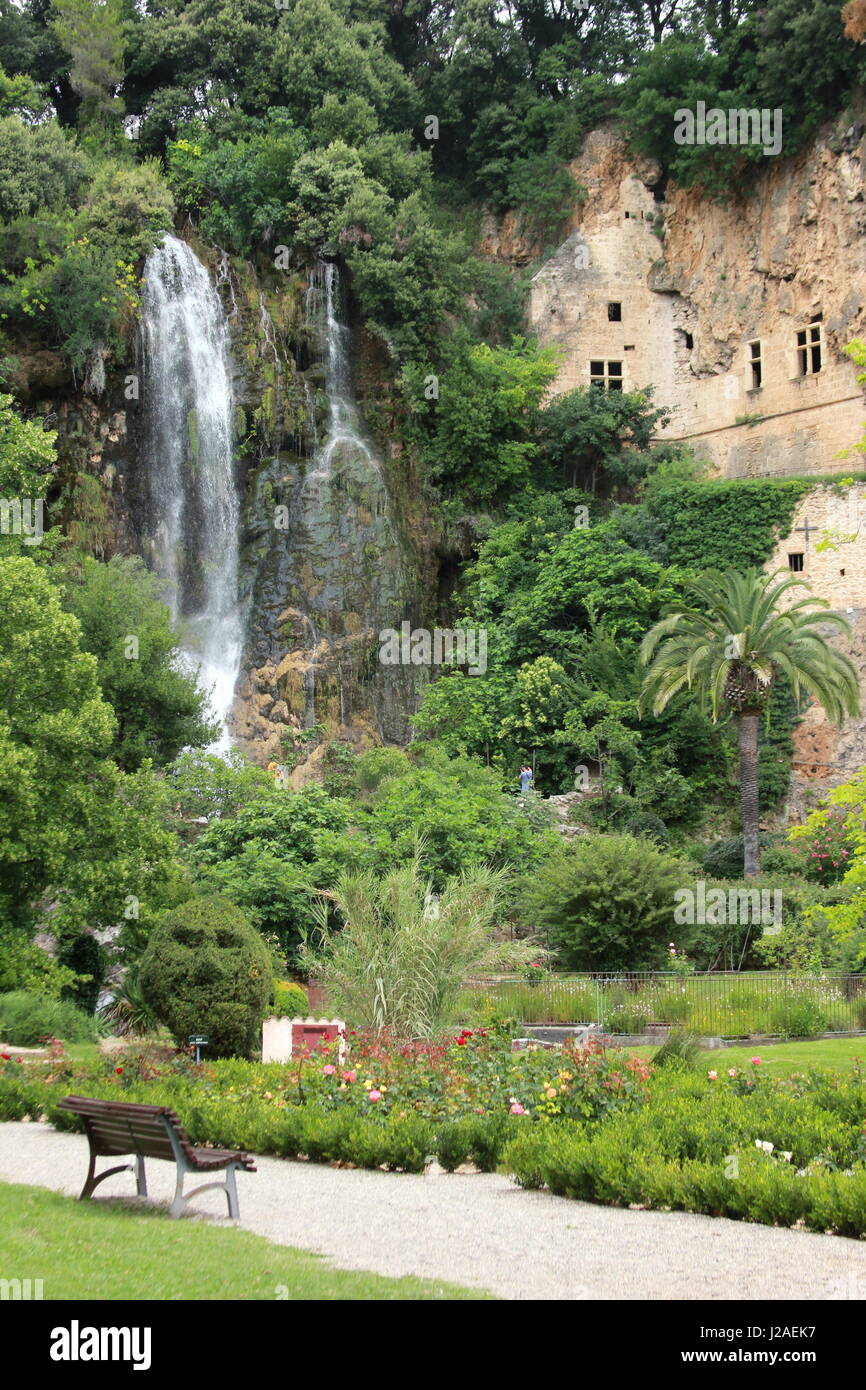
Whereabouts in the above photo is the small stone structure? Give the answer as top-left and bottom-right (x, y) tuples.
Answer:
(261, 1016), (346, 1064)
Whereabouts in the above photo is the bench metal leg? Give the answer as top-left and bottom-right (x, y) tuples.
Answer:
(225, 1164), (239, 1220)
(169, 1155), (191, 1219)
(80, 1146), (135, 1201)
(135, 1155), (148, 1198)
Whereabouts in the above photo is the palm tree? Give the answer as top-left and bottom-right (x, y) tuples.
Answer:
(639, 569), (860, 877)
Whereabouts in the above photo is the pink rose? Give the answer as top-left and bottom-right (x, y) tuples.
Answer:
(342, 1070), (356, 1083)
(707, 1070), (717, 1080)
(728, 1067), (737, 1077)
(510, 1102), (526, 1115)
(368, 1089), (382, 1102)
(323, 1064), (336, 1075)
(750, 1057), (761, 1066)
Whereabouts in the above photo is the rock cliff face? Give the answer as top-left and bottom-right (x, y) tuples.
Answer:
(195, 245), (437, 769)
(528, 125), (866, 479)
(524, 125), (866, 818)
(18, 235), (438, 771)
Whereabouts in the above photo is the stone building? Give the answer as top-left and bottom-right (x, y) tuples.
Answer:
(528, 128), (866, 480)
(525, 128), (866, 816)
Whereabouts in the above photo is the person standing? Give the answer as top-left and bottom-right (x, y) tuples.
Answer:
(519, 764), (533, 795)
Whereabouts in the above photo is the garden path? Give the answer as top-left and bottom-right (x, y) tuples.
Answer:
(1, 1120), (865, 1301)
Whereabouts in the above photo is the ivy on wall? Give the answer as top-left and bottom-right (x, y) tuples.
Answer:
(646, 480), (812, 571)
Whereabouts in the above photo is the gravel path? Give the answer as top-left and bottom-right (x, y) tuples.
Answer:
(1, 1120), (865, 1300)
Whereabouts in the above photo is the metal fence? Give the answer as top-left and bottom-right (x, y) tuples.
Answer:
(459, 972), (866, 1037)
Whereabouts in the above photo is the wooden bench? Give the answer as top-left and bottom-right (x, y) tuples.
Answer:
(56, 1095), (256, 1220)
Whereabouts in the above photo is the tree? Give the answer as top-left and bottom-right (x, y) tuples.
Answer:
(51, 0), (124, 137)
(189, 785), (354, 962)
(61, 555), (219, 771)
(640, 569), (860, 876)
(412, 336), (559, 501)
(515, 832), (688, 970)
(0, 555), (177, 946)
(538, 385), (670, 493)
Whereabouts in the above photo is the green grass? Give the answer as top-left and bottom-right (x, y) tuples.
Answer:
(0, 1183), (491, 1301)
(618, 1036), (866, 1075)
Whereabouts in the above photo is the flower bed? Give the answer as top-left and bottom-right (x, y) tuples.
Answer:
(0, 1025), (649, 1174)
(3, 1032), (866, 1235)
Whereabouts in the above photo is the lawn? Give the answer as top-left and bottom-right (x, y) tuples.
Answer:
(0, 1183), (490, 1301)
(617, 1036), (866, 1075)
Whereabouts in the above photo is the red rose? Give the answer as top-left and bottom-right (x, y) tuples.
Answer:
(115, 1066), (123, 1074)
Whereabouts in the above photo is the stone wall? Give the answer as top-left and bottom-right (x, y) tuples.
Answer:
(764, 483), (866, 818)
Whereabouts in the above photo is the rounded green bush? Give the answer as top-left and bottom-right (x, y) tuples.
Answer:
(702, 838), (745, 879)
(624, 813), (670, 848)
(139, 896), (273, 1059)
(0, 990), (99, 1046)
(271, 981), (309, 1018)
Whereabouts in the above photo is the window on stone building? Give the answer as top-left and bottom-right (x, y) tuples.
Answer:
(683, 332), (694, 350)
(788, 553), (804, 572)
(796, 320), (822, 376)
(608, 302), (622, 322)
(749, 340), (762, 389)
(589, 360), (624, 391)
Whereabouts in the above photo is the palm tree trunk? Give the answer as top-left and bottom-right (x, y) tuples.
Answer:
(738, 712), (760, 877)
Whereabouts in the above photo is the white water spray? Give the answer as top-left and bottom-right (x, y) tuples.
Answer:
(141, 234), (241, 746)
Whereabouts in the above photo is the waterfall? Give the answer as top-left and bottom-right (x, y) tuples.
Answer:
(305, 261), (375, 478)
(140, 234), (241, 747)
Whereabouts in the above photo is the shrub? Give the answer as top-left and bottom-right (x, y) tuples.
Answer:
(769, 995), (829, 1039)
(301, 854), (536, 1036)
(624, 812), (670, 848)
(139, 896), (273, 1059)
(651, 1029), (701, 1070)
(516, 835), (688, 971)
(271, 981), (309, 1017)
(57, 932), (106, 1015)
(99, 969), (159, 1038)
(702, 838), (745, 879)
(0, 990), (98, 1046)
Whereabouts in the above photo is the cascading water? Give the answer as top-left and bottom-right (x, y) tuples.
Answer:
(305, 261), (375, 478)
(140, 234), (242, 746)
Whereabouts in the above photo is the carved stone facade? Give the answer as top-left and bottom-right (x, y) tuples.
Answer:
(528, 128), (866, 479)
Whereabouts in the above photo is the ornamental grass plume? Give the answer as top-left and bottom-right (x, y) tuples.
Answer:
(300, 852), (541, 1038)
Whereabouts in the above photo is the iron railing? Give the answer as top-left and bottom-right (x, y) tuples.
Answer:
(459, 971), (866, 1037)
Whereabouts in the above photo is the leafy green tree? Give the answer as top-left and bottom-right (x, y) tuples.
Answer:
(410, 336), (559, 502)
(165, 749), (274, 821)
(0, 555), (177, 946)
(515, 832), (689, 970)
(0, 394), (55, 559)
(61, 555), (219, 771)
(189, 785), (354, 961)
(51, 0), (124, 138)
(0, 114), (89, 220)
(356, 746), (558, 884)
(538, 385), (670, 493)
(641, 569), (860, 876)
